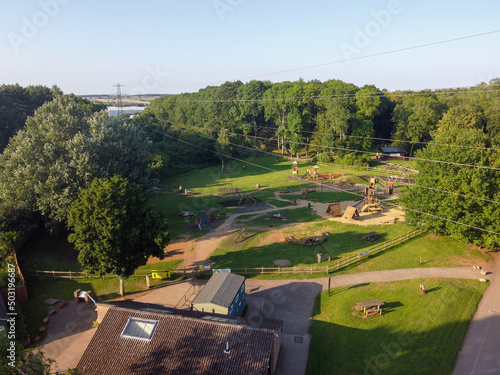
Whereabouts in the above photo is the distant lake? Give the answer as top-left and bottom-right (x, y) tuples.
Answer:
(107, 106), (146, 117)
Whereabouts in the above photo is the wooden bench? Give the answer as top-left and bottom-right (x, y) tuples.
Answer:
(365, 308), (382, 316)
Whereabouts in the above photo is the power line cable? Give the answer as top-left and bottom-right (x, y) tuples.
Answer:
(175, 124), (500, 172)
(158, 129), (500, 237)
(176, 125), (500, 205)
(167, 29), (500, 90)
(157, 87), (500, 104)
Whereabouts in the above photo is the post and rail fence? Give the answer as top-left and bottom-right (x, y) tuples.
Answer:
(24, 229), (425, 280)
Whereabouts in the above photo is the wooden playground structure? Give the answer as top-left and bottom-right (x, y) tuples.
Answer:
(297, 163), (344, 182)
(361, 177), (384, 214)
(229, 188), (261, 210)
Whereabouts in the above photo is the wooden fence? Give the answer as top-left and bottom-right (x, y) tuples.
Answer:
(227, 228), (425, 276)
(24, 229), (425, 280)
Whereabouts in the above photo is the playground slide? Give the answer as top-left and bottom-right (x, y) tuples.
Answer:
(301, 171), (309, 179)
(353, 199), (365, 207)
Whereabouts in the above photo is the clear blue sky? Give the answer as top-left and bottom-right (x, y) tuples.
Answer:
(1, 0), (499, 95)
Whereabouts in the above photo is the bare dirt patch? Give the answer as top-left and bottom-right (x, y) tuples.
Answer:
(258, 232), (286, 246)
(273, 259), (292, 267)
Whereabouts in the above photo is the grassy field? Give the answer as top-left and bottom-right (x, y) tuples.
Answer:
(210, 220), (489, 277)
(17, 229), (182, 273)
(306, 278), (487, 375)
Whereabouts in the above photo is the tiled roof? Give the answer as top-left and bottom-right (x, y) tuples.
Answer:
(77, 304), (280, 375)
(192, 273), (245, 308)
(379, 147), (406, 153)
(101, 300), (283, 331)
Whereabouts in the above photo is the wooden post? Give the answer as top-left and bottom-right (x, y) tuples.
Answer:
(69, 270), (72, 280)
(119, 278), (125, 297)
(146, 275), (150, 288)
(261, 266), (264, 275)
(328, 277), (331, 297)
(327, 264), (329, 273)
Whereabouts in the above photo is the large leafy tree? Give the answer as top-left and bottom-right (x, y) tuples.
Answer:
(0, 95), (152, 229)
(0, 84), (54, 152)
(400, 125), (500, 250)
(68, 175), (170, 283)
(392, 93), (443, 155)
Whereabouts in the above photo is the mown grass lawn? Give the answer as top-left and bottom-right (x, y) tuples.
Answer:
(306, 279), (487, 375)
(210, 220), (489, 277)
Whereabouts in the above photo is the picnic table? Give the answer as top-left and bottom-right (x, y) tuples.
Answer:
(355, 300), (385, 316)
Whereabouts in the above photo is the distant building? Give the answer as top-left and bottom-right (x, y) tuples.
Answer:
(77, 301), (282, 375)
(378, 147), (407, 160)
(192, 273), (246, 316)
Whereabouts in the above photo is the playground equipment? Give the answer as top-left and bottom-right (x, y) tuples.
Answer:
(361, 177), (384, 214)
(343, 206), (360, 220)
(229, 188), (261, 210)
(193, 212), (216, 230)
(177, 211), (195, 218)
(267, 211), (286, 219)
(292, 161), (299, 175)
(301, 165), (343, 181)
(326, 203), (342, 217)
(285, 233), (327, 245)
(152, 270), (171, 280)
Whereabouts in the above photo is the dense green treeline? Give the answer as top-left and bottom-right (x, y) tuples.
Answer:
(142, 78), (500, 249)
(143, 78), (500, 165)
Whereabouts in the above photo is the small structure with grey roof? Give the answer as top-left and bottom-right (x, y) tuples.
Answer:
(378, 147), (407, 160)
(77, 301), (282, 375)
(192, 273), (245, 316)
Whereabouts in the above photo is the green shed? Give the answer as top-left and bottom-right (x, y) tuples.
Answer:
(192, 273), (245, 316)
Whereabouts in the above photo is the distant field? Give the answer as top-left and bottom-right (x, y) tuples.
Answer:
(80, 94), (165, 106)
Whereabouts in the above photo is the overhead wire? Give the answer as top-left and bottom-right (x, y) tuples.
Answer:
(157, 128), (500, 237)
(166, 29), (500, 90)
(174, 124), (500, 205)
(173, 123), (500, 172)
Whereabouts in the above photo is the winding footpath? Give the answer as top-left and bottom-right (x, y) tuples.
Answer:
(169, 200), (500, 374)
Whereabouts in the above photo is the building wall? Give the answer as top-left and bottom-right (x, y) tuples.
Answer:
(270, 325), (282, 375)
(228, 281), (245, 317)
(192, 302), (229, 315)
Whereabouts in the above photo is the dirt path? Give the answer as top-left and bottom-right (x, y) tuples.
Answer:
(452, 251), (500, 375)
(178, 199), (310, 269)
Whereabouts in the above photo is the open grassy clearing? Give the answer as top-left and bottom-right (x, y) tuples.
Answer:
(210, 220), (489, 277)
(306, 278), (486, 375)
(17, 230), (182, 273)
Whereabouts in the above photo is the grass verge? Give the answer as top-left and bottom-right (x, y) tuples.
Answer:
(306, 278), (487, 375)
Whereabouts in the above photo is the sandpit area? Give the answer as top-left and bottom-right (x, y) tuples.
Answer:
(311, 200), (405, 226)
(273, 259), (291, 267)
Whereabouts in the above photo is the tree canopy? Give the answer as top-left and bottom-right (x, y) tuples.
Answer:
(0, 95), (152, 230)
(68, 175), (170, 278)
